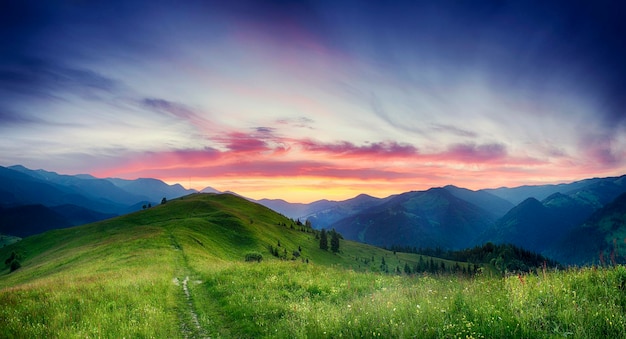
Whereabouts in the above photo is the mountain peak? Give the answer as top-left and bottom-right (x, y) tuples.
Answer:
(517, 197), (543, 208)
(201, 186), (220, 194)
(544, 192), (566, 200)
(443, 184), (468, 191)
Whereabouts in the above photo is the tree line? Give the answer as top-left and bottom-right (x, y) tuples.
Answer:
(385, 242), (560, 274)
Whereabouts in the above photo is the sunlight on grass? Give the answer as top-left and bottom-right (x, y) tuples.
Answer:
(191, 262), (626, 338)
(0, 269), (179, 338)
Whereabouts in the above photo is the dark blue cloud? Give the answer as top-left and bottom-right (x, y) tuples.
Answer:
(0, 57), (119, 101)
(0, 108), (37, 125)
(3, 0), (625, 136)
(141, 98), (197, 121)
(309, 1), (626, 126)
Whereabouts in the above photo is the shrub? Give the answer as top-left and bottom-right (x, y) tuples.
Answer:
(245, 252), (263, 263)
(10, 259), (21, 272)
(4, 251), (17, 265)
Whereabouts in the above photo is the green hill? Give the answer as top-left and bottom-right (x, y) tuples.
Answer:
(2, 193), (625, 338)
(0, 193), (474, 338)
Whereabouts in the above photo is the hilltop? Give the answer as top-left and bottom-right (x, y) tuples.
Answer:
(0, 193), (470, 337)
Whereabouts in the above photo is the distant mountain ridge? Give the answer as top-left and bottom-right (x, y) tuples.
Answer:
(0, 165), (197, 237)
(478, 176), (626, 258)
(330, 188), (496, 250)
(253, 174), (626, 264)
(5, 165), (196, 207)
(443, 185), (514, 218)
(549, 192), (626, 265)
(3, 164), (626, 265)
(255, 193), (392, 228)
(477, 195), (591, 254)
(254, 185), (513, 229)
(483, 175), (626, 205)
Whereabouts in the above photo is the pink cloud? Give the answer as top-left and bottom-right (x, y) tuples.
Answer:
(442, 142), (507, 162)
(104, 157), (411, 182)
(93, 137), (546, 182)
(580, 134), (623, 167)
(299, 139), (418, 158)
(85, 126), (625, 202)
(220, 132), (271, 153)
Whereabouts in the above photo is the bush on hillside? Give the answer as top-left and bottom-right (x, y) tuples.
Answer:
(245, 252), (263, 263)
(4, 251), (21, 272)
(10, 259), (21, 272)
(4, 251), (18, 265)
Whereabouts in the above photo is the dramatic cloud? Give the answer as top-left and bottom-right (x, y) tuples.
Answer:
(299, 140), (418, 158)
(0, 57), (119, 100)
(141, 98), (197, 121)
(442, 143), (508, 163)
(2, 1), (626, 202)
(431, 124), (478, 138)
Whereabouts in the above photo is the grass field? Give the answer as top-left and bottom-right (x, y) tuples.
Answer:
(1, 193), (626, 338)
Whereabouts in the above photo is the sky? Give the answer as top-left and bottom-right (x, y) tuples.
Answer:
(1, 0), (626, 203)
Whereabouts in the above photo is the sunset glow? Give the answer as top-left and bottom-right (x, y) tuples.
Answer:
(1, 1), (625, 202)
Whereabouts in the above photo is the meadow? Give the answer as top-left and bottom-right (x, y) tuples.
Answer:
(188, 262), (626, 338)
(1, 194), (626, 338)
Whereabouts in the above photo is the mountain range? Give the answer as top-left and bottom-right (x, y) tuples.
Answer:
(2, 164), (626, 265)
(0, 165), (200, 236)
(254, 175), (626, 264)
(548, 191), (626, 265)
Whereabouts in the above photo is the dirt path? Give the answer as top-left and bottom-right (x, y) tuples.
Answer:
(182, 276), (204, 336)
(168, 230), (208, 339)
(174, 274), (209, 339)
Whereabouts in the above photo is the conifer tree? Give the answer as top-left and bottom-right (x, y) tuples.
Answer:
(330, 229), (340, 253)
(319, 229), (328, 250)
(418, 255), (425, 272)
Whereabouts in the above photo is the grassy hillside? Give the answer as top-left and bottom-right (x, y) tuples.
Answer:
(0, 193), (465, 337)
(2, 193), (626, 338)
